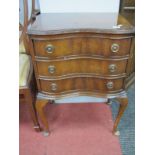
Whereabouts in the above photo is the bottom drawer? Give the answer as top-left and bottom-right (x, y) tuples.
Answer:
(39, 77), (124, 94)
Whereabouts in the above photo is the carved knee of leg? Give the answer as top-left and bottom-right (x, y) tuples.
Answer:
(118, 98), (128, 106)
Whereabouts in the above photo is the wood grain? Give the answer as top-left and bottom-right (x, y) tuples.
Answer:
(39, 77), (124, 94)
(28, 13), (134, 35)
(36, 58), (127, 77)
(28, 13), (135, 134)
(33, 35), (132, 58)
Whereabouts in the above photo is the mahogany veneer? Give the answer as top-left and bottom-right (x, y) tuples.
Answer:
(28, 13), (135, 136)
(33, 36), (132, 58)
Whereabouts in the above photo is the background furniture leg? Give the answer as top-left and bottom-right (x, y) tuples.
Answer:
(26, 90), (41, 131)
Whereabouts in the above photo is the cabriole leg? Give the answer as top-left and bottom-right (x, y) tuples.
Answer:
(113, 97), (128, 136)
(26, 90), (41, 132)
(36, 99), (50, 136)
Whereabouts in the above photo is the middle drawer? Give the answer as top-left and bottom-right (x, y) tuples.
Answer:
(36, 58), (127, 77)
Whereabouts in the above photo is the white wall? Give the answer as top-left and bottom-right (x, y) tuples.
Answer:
(39, 0), (120, 13)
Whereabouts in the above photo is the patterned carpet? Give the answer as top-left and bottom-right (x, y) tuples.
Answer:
(20, 84), (135, 155)
(55, 83), (135, 155)
(20, 103), (122, 155)
(111, 84), (135, 155)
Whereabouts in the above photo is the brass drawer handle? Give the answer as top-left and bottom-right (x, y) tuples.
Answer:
(45, 44), (55, 53)
(109, 64), (117, 73)
(48, 65), (55, 74)
(111, 43), (119, 53)
(106, 81), (114, 89)
(51, 83), (57, 91)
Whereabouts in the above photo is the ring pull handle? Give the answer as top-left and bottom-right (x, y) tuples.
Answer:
(106, 81), (114, 90)
(45, 44), (55, 53)
(51, 83), (57, 91)
(109, 64), (117, 73)
(48, 65), (55, 74)
(111, 43), (119, 53)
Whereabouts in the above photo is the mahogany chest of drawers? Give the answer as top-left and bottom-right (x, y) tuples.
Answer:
(28, 13), (135, 136)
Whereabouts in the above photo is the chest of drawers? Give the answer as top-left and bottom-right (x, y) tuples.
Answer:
(28, 13), (134, 136)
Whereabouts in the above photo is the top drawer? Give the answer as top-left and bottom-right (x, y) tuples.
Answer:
(33, 36), (131, 58)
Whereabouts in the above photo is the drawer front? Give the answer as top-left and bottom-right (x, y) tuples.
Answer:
(36, 59), (127, 77)
(40, 78), (124, 94)
(33, 37), (131, 58)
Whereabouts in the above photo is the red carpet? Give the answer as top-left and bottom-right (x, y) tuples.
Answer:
(20, 103), (122, 155)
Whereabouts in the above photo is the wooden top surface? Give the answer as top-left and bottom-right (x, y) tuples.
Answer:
(28, 13), (134, 35)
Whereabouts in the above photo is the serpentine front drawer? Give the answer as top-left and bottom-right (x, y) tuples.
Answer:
(36, 58), (127, 78)
(39, 77), (124, 95)
(33, 35), (132, 58)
